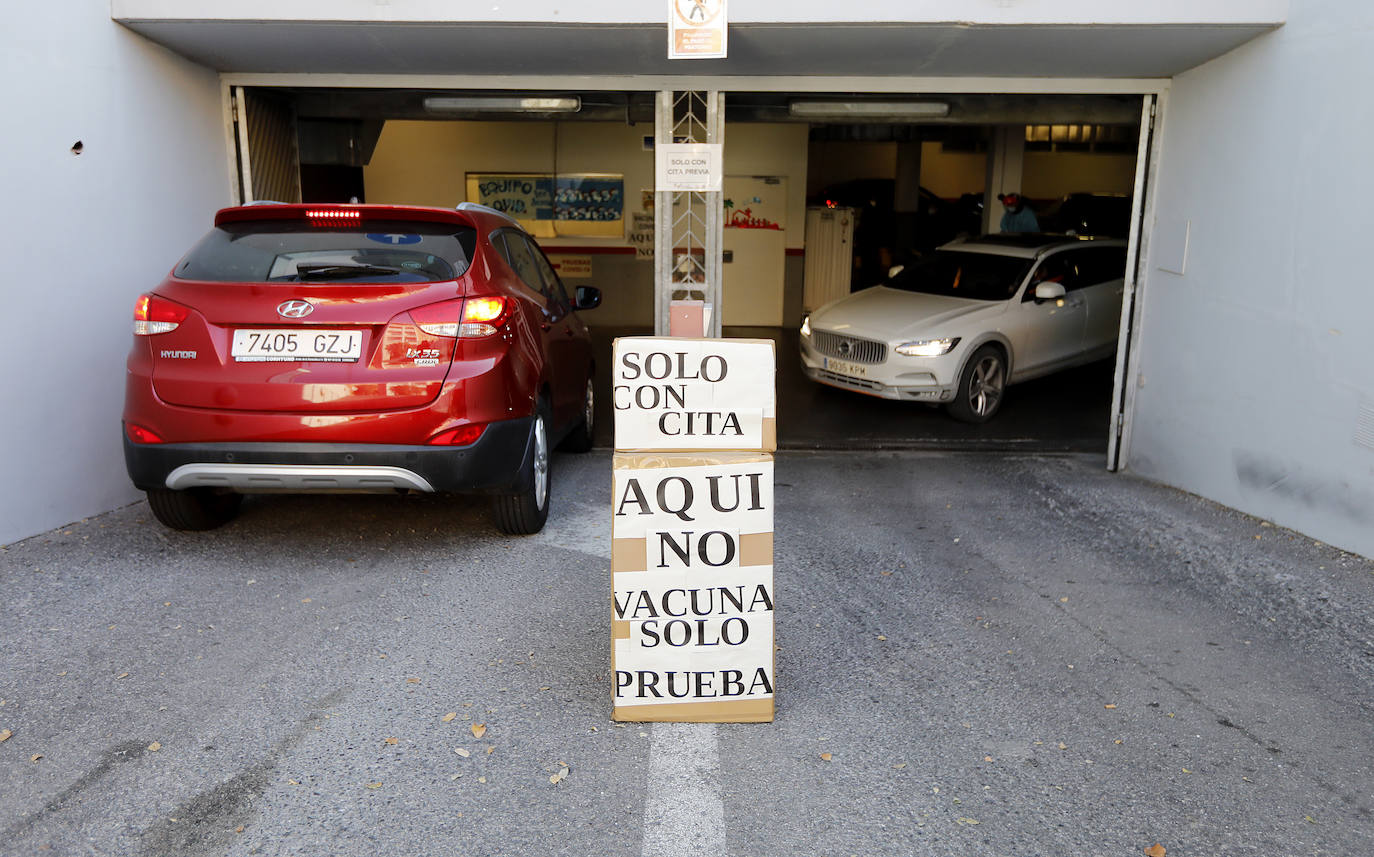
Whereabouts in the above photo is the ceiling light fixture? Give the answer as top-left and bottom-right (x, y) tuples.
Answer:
(788, 101), (950, 120)
(423, 96), (581, 114)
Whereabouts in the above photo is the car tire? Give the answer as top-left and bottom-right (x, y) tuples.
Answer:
(146, 487), (242, 531)
(492, 400), (551, 535)
(558, 376), (595, 453)
(946, 344), (1007, 424)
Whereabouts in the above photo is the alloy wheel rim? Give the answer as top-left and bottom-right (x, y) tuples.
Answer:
(969, 356), (1005, 417)
(533, 416), (549, 510)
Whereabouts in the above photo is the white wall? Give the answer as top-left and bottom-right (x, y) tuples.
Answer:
(0, 3), (229, 545)
(1128, 0), (1374, 557)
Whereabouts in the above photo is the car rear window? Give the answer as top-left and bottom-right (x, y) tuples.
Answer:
(174, 220), (477, 283)
(886, 250), (1034, 301)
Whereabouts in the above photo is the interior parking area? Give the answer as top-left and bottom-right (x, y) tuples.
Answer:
(230, 86), (1145, 454)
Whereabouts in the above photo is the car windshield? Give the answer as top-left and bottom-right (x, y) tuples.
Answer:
(885, 250), (1034, 301)
(174, 220), (477, 283)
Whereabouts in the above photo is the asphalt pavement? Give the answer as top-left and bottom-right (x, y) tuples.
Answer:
(2, 451), (1372, 856)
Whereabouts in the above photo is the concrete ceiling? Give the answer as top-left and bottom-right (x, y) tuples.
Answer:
(117, 21), (1277, 80)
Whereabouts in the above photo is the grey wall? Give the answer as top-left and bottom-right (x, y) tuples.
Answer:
(0, 3), (229, 545)
(1128, 0), (1374, 557)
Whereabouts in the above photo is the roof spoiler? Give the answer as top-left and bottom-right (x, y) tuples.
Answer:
(456, 201), (522, 229)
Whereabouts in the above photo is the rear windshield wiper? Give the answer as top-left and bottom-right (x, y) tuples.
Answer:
(295, 263), (402, 280)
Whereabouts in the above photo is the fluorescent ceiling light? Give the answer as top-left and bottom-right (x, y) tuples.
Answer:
(424, 96), (581, 113)
(788, 101), (950, 119)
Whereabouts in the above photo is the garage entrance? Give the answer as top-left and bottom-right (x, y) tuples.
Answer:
(224, 86), (1155, 457)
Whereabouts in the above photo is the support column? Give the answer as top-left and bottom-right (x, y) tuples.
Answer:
(892, 140), (923, 262)
(982, 126), (1027, 234)
(654, 90), (724, 338)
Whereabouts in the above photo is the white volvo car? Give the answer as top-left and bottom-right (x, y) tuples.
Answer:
(800, 234), (1127, 422)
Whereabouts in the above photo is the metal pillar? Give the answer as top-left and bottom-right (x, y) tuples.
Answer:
(654, 90), (724, 337)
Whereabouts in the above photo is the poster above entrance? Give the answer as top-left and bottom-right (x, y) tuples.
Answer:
(669, 0), (727, 60)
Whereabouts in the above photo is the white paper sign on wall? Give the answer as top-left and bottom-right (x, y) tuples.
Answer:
(655, 143), (723, 193)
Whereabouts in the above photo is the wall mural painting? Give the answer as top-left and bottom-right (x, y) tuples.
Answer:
(466, 173), (624, 238)
(723, 176), (786, 231)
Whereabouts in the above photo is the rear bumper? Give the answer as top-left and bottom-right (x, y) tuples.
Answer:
(123, 416), (534, 495)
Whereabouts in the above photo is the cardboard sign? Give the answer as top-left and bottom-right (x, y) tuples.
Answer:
(612, 453), (773, 722)
(612, 337), (776, 452)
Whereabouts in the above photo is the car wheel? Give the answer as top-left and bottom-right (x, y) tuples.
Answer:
(946, 345), (1007, 423)
(558, 376), (595, 453)
(145, 487), (242, 531)
(492, 400), (551, 535)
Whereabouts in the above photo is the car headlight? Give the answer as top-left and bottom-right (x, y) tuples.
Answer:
(895, 337), (960, 357)
(800, 315), (811, 338)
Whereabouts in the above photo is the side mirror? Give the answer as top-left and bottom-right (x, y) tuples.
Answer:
(573, 285), (602, 311)
(1034, 281), (1066, 303)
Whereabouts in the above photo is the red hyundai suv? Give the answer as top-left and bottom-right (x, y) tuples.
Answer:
(123, 202), (600, 534)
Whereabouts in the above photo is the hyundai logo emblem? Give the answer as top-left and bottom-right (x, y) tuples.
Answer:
(277, 300), (315, 319)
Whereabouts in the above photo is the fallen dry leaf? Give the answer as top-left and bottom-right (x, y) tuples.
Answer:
(820, 752), (832, 761)
(984, 756), (994, 762)
(116, 673), (129, 680)
(442, 712), (457, 723)
(1059, 597), (1069, 603)
(384, 737), (398, 745)
(287, 779), (299, 785)
(956, 817), (980, 826)
(486, 747), (494, 755)
(477, 776), (487, 784)
(235, 826), (245, 834)
(1058, 743), (1068, 750)
(301, 598), (311, 603)
(1104, 704), (1117, 709)
(406, 678), (421, 684)
(471, 724), (487, 739)
(31, 754), (43, 762)
(549, 766), (569, 785)
(1144, 844), (1166, 857)
(454, 747), (470, 758)
(147, 742), (161, 752)
(892, 763), (907, 769)
(364, 782), (382, 789)
(0, 729), (11, 743)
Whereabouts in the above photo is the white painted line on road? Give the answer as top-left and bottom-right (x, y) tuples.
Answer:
(641, 723), (726, 857)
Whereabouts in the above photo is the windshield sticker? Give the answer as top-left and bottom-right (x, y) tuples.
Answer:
(366, 233), (422, 245)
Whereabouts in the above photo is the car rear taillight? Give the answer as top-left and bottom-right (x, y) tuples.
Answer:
(409, 297), (510, 338)
(428, 424), (486, 445)
(125, 423), (164, 444)
(133, 294), (189, 335)
(409, 298), (466, 337)
(459, 296), (510, 337)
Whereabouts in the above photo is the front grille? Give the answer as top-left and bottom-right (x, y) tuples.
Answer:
(815, 369), (882, 391)
(812, 330), (887, 365)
